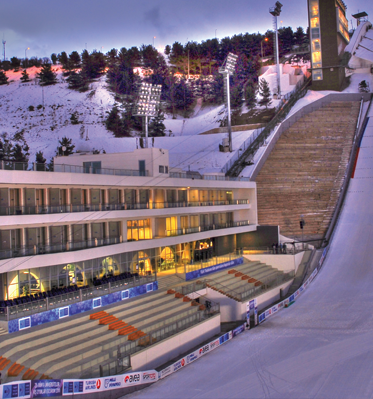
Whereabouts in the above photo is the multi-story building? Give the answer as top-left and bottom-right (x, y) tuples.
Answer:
(0, 148), (258, 302)
(308, 0), (350, 90)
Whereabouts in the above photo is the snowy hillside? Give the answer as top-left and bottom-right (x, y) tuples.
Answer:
(0, 66), (239, 173)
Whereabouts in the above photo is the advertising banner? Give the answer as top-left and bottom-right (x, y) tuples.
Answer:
(185, 258), (244, 281)
(31, 380), (63, 398)
(2, 382), (31, 399)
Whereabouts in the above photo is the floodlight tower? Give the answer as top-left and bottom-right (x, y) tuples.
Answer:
(269, 1), (283, 98)
(134, 83), (162, 148)
(219, 52), (238, 152)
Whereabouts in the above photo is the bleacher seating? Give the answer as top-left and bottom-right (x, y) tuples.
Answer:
(0, 288), (206, 381)
(255, 101), (360, 241)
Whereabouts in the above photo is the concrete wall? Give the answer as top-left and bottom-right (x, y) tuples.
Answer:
(130, 314), (220, 370)
(205, 288), (243, 322)
(243, 251), (304, 273)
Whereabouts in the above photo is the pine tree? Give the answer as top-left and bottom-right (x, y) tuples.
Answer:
(12, 143), (29, 163)
(20, 69), (30, 82)
(149, 110), (166, 137)
(258, 78), (272, 108)
(57, 137), (75, 156)
(105, 106), (122, 136)
(37, 63), (57, 86)
(0, 70), (8, 85)
(35, 151), (46, 171)
(66, 71), (89, 92)
(245, 81), (257, 109)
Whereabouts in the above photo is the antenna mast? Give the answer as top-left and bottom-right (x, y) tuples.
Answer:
(2, 39), (5, 62)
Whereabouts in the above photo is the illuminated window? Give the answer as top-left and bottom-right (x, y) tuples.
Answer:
(312, 40), (321, 51)
(312, 69), (323, 80)
(311, 17), (319, 28)
(312, 52), (321, 64)
(127, 219), (152, 241)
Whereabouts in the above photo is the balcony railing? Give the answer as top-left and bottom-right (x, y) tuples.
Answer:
(0, 160), (149, 177)
(0, 200), (249, 216)
(0, 236), (123, 260)
(165, 220), (251, 237)
(0, 274), (156, 321)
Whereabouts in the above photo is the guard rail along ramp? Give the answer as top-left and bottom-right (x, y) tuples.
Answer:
(226, 77), (311, 178)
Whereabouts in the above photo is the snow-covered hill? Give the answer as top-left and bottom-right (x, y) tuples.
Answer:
(0, 66), (236, 173)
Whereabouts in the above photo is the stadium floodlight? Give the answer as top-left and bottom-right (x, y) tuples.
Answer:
(219, 52), (238, 152)
(134, 83), (162, 148)
(269, 2), (283, 98)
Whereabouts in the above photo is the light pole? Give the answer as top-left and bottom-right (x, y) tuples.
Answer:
(269, 2), (283, 98)
(25, 47), (30, 66)
(219, 52), (238, 152)
(261, 38), (268, 59)
(134, 83), (162, 148)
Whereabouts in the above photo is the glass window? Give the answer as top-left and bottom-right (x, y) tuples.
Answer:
(312, 69), (323, 80)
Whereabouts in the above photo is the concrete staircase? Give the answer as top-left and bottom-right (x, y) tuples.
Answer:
(256, 101), (360, 240)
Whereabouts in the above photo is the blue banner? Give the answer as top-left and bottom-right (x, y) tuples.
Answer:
(185, 258), (244, 281)
(8, 281), (158, 334)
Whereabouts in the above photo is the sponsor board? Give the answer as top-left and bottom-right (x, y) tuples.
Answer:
(123, 373), (142, 386)
(198, 344), (210, 357)
(186, 350), (199, 364)
(63, 380), (84, 395)
(142, 372), (157, 382)
(19, 317), (31, 331)
(59, 307), (69, 319)
(159, 366), (172, 380)
(209, 338), (220, 351)
(2, 382), (31, 399)
(232, 324), (245, 337)
(173, 358), (186, 373)
(31, 380), (63, 398)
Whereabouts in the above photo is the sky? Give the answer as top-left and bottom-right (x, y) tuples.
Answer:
(0, 0), (372, 60)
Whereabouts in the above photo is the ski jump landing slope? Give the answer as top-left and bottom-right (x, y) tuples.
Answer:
(125, 107), (373, 399)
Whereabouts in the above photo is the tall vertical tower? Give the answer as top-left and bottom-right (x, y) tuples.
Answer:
(308, 0), (350, 91)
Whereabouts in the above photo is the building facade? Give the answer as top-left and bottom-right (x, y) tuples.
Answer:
(308, 0), (350, 90)
(0, 148), (258, 302)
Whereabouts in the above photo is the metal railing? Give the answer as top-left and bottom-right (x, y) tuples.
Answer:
(99, 298), (220, 377)
(0, 199), (250, 216)
(169, 171), (251, 182)
(205, 269), (295, 302)
(0, 274), (155, 321)
(226, 77), (312, 178)
(220, 127), (265, 174)
(0, 160), (150, 177)
(0, 236), (123, 260)
(165, 220), (251, 237)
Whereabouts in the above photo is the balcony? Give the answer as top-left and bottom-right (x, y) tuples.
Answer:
(0, 200), (249, 216)
(0, 236), (122, 260)
(165, 220), (251, 237)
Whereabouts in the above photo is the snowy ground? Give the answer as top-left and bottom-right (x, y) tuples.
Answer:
(123, 100), (373, 399)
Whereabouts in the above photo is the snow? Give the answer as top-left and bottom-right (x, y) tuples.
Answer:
(123, 104), (373, 399)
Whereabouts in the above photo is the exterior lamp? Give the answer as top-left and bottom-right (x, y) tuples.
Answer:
(219, 52), (238, 152)
(134, 83), (162, 148)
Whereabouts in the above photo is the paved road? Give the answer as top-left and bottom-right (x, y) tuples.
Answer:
(124, 105), (373, 399)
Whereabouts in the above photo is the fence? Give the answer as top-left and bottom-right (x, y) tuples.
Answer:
(0, 274), (155, 321)
(98, 299), (220, 377)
